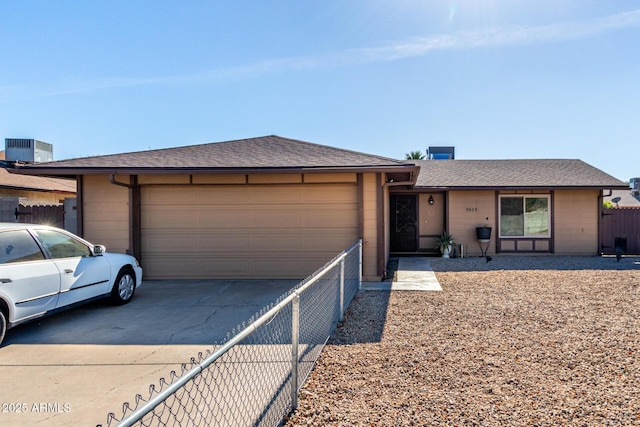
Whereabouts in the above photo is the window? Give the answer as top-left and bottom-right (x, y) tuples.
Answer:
(499, 196), (550, 237)
(33, 229), (91, 259)
(0, 230), (46, 264)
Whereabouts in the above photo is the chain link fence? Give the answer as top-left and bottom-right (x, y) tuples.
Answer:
(101, 240), (362, 427)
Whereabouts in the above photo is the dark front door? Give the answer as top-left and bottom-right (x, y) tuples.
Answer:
(390, 195), (417, 252)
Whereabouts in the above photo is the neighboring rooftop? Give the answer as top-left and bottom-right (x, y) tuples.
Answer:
(0, 166), (76, 194)
(414, 159), (627, 189)
(604, 189), (640, 207)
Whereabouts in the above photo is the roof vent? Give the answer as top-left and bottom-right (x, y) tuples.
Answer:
(426, 146), (455, 160)
(4, 138), (53, 163)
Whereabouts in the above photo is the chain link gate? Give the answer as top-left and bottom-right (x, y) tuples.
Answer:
(101, 240), (362, 427)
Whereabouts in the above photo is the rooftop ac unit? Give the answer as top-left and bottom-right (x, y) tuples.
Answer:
(631, 178), (640, 196)
(426, 146), (455, 160)
(4, 138), (53, 163)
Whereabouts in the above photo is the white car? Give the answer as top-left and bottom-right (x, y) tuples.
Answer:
(0, 223), (143, 345)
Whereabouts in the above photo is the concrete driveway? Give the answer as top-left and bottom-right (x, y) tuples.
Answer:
(0, 279), (298, 427)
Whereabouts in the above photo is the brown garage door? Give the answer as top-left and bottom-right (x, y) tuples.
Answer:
(141, 184), (359, 279)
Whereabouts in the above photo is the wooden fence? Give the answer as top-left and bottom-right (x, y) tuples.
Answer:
(15, 204), (65, 228)
(600, 208), (640, 255)
(0, 198), (77, 234)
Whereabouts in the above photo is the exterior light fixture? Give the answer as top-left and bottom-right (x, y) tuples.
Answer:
(428, 195), (434, 205)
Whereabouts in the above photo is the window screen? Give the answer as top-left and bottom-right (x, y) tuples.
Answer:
(500, 196), (549, 238)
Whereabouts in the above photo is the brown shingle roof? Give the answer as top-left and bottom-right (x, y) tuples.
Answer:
(13, 135), (414, 174)
(414, 159), (627, 189)
(0, 167), (76, 193)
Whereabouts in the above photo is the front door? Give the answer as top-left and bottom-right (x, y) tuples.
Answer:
(390, 195), (417, 252)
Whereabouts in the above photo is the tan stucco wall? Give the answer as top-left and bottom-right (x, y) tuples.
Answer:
(554, 189), (599, 254)
(0, 189), (71, 205)
(82, 172), (374, 279)
(447, 190), (497, 256)
(418, 193), (445, 251)
(82, 175), (130, 254)
(383, 185), (390, 275)
(443, 189), (599, 256)
(361, 173), (380, 281)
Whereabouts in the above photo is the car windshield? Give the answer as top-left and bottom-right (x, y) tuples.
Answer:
(34, 229), (91, 259)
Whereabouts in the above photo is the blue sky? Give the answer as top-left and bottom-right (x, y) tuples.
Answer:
(1, 1), (638, 181)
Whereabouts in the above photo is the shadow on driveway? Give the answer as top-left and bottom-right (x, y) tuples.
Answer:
(0, 280), (300, 426)
(3, 279), (299, 346)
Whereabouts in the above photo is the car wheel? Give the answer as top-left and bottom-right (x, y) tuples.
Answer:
(111, 268), (136, 305)
(0, 310), (6, 346)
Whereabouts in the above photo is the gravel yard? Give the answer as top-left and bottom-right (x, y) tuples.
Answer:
(285, 256), (640, 426)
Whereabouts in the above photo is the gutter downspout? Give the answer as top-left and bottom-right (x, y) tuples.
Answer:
(109, 174), (133, 188)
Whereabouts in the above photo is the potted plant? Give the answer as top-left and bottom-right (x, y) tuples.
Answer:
(476, 225), (492, 240)
(434, 231), (455, 258)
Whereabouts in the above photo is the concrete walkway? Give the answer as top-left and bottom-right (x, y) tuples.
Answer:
(361, 257), (442, 291)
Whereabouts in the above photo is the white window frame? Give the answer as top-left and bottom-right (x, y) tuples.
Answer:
(498, 195), (551, 238)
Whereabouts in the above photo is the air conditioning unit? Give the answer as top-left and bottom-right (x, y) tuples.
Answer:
(631, 177), (640, 196)
(4, 138), (53, 163)
(426, 146), (455, 160)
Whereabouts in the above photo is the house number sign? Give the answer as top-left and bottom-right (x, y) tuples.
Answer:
(466, 207), (478, 212)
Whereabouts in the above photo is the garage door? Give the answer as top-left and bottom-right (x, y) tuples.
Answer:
(141, 184), (359, 279)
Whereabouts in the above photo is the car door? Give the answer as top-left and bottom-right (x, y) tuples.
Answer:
(31, 228), (112, 308)
(0, 229), (61, 323)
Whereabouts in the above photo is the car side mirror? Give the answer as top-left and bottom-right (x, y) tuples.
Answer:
(92, 245), (106, 256)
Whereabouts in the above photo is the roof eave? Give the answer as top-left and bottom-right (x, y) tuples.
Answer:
(413, 185), (631, 191)
(10, 164), (418, 177)
(0, 184), (76, 194)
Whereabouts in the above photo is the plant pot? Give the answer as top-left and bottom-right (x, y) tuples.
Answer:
(476, 226), (492, 240)
(441, 245), (451, 258)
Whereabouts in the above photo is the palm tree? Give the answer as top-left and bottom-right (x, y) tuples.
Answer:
(405, 150), (425, 160)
